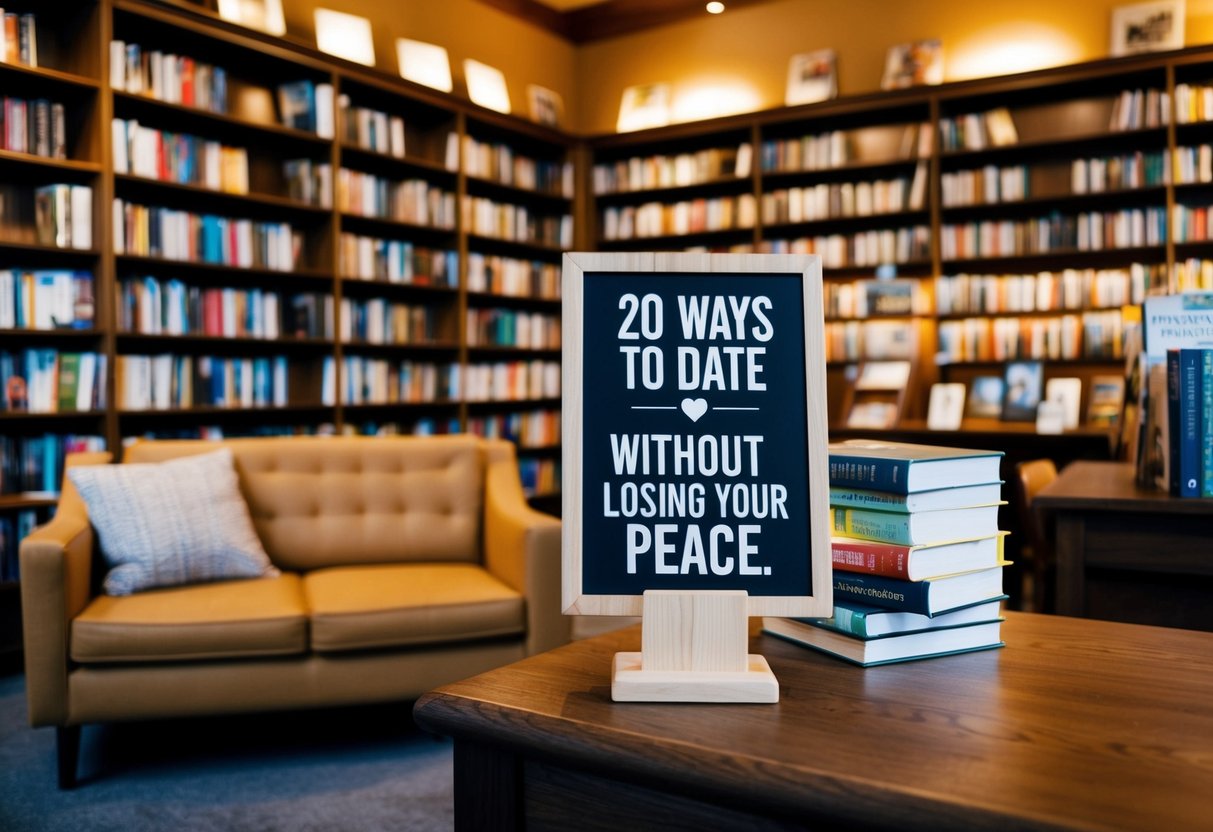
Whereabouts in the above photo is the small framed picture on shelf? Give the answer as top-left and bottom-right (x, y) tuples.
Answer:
(846, 400), (900, 429)
(1044, 377), (1082, 430)
(854, 359), (911, 390)
(926, 382), (966, 431)
(527, 84), (564, 127)
(785, 49), (837, 106)
(881, 39), (943, 90)
(217, 0), (286, 36)
(966, 376), (1004, 419)
(617, 83), (671, 132)
(1087, 374), (1126, 427)
(1110, 0), (1185, 57)
(1001, 361), (1044, 422)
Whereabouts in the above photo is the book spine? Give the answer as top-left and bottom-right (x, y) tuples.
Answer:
(828, 454), (912, 493)
(828, 487), (909, 511)
(1179, 349), (1202, 497)
(1204, 350), (1213, 498)
(1168, 349), (1181, 495)
(833, 573), (931, 615)
(831, 538), (913, 579)
(831, 507), (912, 545)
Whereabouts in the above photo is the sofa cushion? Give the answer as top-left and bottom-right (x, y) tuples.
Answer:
(122, 436), (484, 572)
(72, 573), (307, 663)
(67, 448), (278, 595)
(303, 563), (525, 653)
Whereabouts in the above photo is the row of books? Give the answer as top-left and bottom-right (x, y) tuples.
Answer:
(34, 185), (92, 250)
(113, 201), (302, 271)
(109, 41), (227, 114)
(761, 123), (930, 172)
(1, 96), (65, 160)
(1164, 348), (1213, 497)
(276, 81), (335, 138)
(0, 509), (47, 584)
(600, 196), (756, 240)
(0, 269), (93, 331)
(337, 95), (406, 158)
(332, 357), (459, 406)
(463, 360), (560, 402)
(463, 135), (574, 197)
(0, 434), (105, 495)
(465, 308), (560, 349)
(338, 234), (458, 285)
(761, 166), (927, 224)
(1174, 82), (1213, 124)
(116, 354), (289, 410)
(518, 457), (559, 496)
(0, 10), (37, 67)
(823, 279), (925, 320)
(0, 349), (107, 413)
(466, 253), (561, 299)
(765, 441), (1007, 666)
(1072, 151), (1168, 193)
(1174, 144), (1213, 185)
(592, 144), (751, 194)
(465, 408), (560, 448)
(937, 107), (1018, 152)
(117, 277), (333, 340)
(936, 310), (1129, 363)
(760, 226), (931, 269)
(335, 169), (456, 228)
(1107, 88), (1169, 132)
(934, 264), (1158, 316)
(112, 119), (249, 194)
(1172, 257), (1213, 292)
(339, 297), (437, 346)
(940, 208), (1167, 260)
(283, 158), (333, 208)
(462, 197), (573, 247)
(822, 320), (915, 363)
(1171, 203), (1213, 242)
(940, 164), (1028, 207)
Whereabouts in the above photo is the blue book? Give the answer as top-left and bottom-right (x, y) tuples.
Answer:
(828, 440), (1003, 494)
(833, 566), (1005, 617)
(1204, 350), (1213, 498)
(1169, 349), (1203, 497)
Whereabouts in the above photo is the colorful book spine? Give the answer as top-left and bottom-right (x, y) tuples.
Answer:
(1170, 349), (1203, 497)
(833, 573), (936, 615)
(1204, 350), (1213, 497)
(831, 506), (914, 545)
(832, 537), (917, 579)
(828, 455), (912, 493)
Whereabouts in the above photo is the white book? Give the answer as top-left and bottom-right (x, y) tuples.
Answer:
(109, 40), (126, 91)
(111, 119), (129, 174)
(70, 186), (92, 250)
(0, 270), (12, 329)
(315, 83), (335, 139)
(112, 198), (125, 254)
(388, 117), (406, 158)
(75, 352), (96, 412)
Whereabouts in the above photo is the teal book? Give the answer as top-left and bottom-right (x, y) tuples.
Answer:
(763, 617), (1004, 667)
(831, 503), (1002, 546)
(793, 597), (1005, 639)
(1203, 350), (1213, 497)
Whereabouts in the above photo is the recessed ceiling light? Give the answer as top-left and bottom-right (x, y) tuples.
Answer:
(706, 2), (725, 13)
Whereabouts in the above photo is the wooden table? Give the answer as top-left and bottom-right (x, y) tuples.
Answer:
(414, 612), (1213, 831)
(1034, 460), (1213, 631)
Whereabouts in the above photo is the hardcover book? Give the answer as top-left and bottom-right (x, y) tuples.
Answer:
(831, 503), (1002, 546)
(763, 617), (1003, 667)
(831, 532), (1007, 581)
(828, 440), (1004, 494)
(829, 481), (1003, 513)
(786, 597), (1005, 639)
(833, 565), (1006, 616)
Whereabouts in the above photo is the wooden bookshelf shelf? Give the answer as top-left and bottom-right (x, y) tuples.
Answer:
(936, 125), (1169, 163)
(113, 174), (333, 219)
(465, 291), (562, 309)
(940, 247), (1165, 271)
(0, 150), (101, 177)
(0, 60), (100, 92)
(465, 234), (567, 257)
(111, 91), (332, 149)
(116, 333), (336, 349)
(338, 145), (457, 182)
(465, 175), (573, 208)
(466, 345), (562, 357)
(763, 210), (930, 235)
(341, 341), (461, 354)
(114, 254), (332, 282)
(0, 493), (60, 510)
(592, 176), (753, 203)
(940, 186), (1168, 218)
(338, 213), (458, 240)
(760, 157), (922, 181)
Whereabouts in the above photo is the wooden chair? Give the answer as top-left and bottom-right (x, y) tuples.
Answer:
(1014, 459), (1058, 613)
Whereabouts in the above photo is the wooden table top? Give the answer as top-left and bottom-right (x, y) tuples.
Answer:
(1036, 460), (1213, 513)
(415, 611), (1213, 832)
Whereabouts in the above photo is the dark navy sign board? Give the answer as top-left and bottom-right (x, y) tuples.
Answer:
(580, 271), (812, 597)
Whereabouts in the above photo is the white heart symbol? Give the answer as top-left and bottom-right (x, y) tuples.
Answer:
(681, 398), (708, 422)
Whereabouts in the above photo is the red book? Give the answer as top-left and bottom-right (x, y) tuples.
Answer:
(831, 534), (1006, 582)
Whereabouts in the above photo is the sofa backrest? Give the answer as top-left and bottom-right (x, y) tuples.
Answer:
(122, 435), (484, 571)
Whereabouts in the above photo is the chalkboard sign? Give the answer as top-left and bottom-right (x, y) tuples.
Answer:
(562, 253), (832, 618)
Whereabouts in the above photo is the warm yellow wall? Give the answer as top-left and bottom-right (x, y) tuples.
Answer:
(574, 0), (1213, 135)
(279, 0), (577, 127)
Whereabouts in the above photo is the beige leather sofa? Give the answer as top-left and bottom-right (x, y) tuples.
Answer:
(20, 435), (567, 787)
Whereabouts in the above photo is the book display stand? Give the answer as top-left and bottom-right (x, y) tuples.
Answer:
(612, 590), (778, 703)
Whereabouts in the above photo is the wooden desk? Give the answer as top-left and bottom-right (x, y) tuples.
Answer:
(1034, 460), (1213, 631)
(414, 613), (1213, 831)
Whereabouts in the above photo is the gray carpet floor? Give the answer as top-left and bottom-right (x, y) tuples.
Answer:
(0, 673), (454, 831)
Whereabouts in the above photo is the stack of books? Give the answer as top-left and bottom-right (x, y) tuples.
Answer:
(764, 440), (1009, 666)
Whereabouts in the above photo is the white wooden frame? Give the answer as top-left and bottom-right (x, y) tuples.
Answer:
(561, 252), (833, 619)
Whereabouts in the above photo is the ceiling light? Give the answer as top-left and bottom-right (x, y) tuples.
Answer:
(706, 2), (725, 13)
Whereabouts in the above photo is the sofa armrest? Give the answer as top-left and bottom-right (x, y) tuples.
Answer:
(20, 451), (110, 727)
(482, 440), (569, 656)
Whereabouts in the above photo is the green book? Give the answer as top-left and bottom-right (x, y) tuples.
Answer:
(56, 351), (80, 413)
